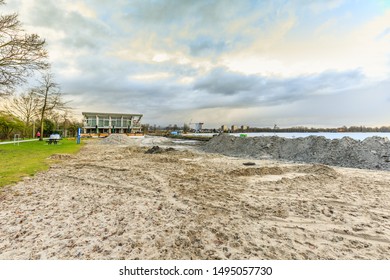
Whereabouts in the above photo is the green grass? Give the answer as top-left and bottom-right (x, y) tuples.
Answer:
(0, 139), (84, 188)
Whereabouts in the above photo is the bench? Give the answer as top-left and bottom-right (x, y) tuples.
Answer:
(46, 134), (62, 145)
(46, 138), (61, 144)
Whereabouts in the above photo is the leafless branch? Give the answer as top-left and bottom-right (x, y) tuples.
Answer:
(0, 2), (48, 96)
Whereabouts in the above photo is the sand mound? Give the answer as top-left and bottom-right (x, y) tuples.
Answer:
(100, 134), (173, 147)
(100, 134), (140, 145)
(48, 154), (74, 160)
(291, 164), (339, 177)
(145, 146), (175, 154)
(140, 136), (174, 146)
(203, 134), (390, 170)
(229, 166), (284, 176)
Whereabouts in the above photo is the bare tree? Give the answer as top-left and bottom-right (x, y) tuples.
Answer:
(34, 72), (68, 140)
(0, 0), (48, 96)
(59, 110), (71, 137)
(65, 117), (82, 137)
(3, 89), (40, 136)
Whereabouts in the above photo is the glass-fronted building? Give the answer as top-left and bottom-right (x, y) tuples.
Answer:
(82, 112), (143, 134)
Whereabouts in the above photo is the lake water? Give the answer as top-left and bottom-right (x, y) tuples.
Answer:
(230, 132), (390, 141)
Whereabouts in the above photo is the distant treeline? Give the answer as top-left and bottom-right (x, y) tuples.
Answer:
(246, 126), (390, 133)
(145, 124), (390, 133)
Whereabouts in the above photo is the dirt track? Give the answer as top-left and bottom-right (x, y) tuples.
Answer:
(1, 138), (390, 259)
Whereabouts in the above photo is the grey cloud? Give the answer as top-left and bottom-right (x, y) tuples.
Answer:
(20, 0), (297, 65)
(194, 67), (259, 95)
(123, 0), (239, 27)
(56, 50), (200, 95)
(8, 0), (385, 128)
(27, 0), (111, 50)
(118, 0), (290, 58)
(192, 67), (366, 108)
(189, 37), (229, 56)
(58, 54), (193, 112)
(62, 61), (366, 118)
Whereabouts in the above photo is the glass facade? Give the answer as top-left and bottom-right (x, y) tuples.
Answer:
(98, 117), (109, 127)
(111, 117), (121, 127)
(123, 118), (132, 127)
(82, 112), (143, 134)
(86, 117), (96, 126)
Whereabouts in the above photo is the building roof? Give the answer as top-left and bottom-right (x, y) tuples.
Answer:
(82, 112), (143, 117)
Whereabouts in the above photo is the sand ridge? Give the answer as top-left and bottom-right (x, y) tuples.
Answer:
(0, 137), (390, 259)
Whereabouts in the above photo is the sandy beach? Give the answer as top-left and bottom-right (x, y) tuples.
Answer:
(1, 136), (390, 259)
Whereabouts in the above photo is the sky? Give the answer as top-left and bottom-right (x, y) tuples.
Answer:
(3, 0), (390, 128)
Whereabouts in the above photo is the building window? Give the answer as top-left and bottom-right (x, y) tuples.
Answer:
(98, 117), (109, 127)
(86, 117), (96, 126)
(123, 118), (132, 126)
(111, 117), (121, 127)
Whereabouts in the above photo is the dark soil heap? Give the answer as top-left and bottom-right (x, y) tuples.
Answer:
(202, 134), (390, 170)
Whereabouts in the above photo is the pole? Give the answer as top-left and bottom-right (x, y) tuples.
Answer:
(77, 127), (81, 144)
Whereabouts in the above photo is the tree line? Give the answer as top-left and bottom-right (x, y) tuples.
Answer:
(144, 124), (390, 134)
(0, 0), (77, 140)
(0, 94), (82, 140)
(245, 126), (390, 133)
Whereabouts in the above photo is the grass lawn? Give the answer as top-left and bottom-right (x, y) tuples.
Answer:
(0, 139), (84, 188)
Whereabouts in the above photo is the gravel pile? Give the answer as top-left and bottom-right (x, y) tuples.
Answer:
(145, 146), (175, 154)
(100, 134), (174, 146)
(100, 134), (140, 145)
(202, 134), (390, 170)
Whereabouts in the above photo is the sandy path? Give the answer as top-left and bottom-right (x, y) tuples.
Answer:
(1, 139), (390, 259)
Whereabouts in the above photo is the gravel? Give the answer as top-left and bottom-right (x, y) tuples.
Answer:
(202, 134), (390, 170)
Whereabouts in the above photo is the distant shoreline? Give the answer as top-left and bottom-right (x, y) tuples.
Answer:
(181, 132), (390, 141)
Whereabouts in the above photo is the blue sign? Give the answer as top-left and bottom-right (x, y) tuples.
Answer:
(77, 127), (81, 144)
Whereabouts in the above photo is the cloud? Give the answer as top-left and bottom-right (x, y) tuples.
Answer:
(2, 0), (389, 128)
(193, 67), (259, 96)
(192, 67), (366, 107)
(189, 37), (229, 57)
(305, 0), (344, 14)
(26, 0), (111, 51)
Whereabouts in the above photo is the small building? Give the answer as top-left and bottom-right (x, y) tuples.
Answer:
(82, 112), (143, 134)
(194, 122), (204, 133)
(241, 125), (249, 131)
(221, 125), (228, 132)
(231, 125), (238, 132)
